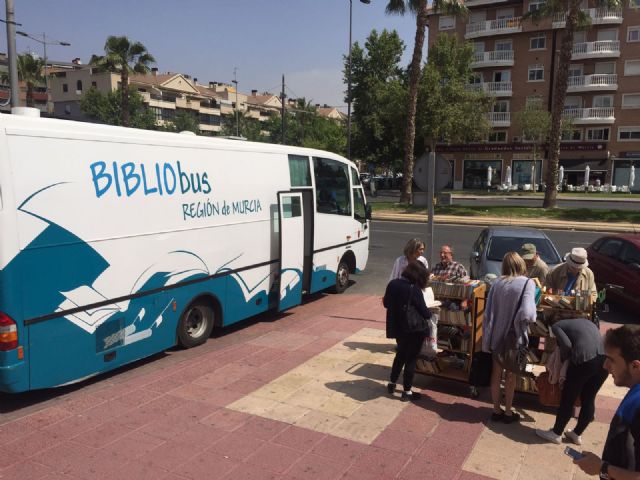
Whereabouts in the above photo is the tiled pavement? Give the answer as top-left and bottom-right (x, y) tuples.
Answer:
(0, 294), (627, 479)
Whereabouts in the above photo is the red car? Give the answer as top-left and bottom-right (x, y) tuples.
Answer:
(587, 234), (640, 310)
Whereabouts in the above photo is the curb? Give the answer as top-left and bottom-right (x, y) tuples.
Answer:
(372, 213), (640, 233)
(450, 195), (640, 204)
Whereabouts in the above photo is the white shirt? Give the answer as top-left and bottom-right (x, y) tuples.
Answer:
(389, 255), (429, 281)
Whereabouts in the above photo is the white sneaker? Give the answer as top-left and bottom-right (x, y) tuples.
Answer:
(536, 428), (561, 444)
(565, 430), (582, 446)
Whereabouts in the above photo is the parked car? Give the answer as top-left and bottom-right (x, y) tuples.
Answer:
(586, 234), (640, 310)
(469, 226), (563, 281)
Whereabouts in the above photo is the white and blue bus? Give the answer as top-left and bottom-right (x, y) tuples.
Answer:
(0, 110), (370, 393)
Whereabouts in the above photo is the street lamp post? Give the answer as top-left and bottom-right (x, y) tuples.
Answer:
(347, 0), (371, 161)
(16, 30), (70, 113)
(232, 68), (239, 137)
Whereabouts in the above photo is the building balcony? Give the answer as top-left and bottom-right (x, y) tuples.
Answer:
(467, 82), (513, 97)
(148, 98), (177, 109)
(572, 40), (620, 60)
(567, 74), (617, 92)
(464, 0), (510, 6)
(465, 17), (522, 39)
(563, 107), (615, 124)
(471, 50), (514, 68)
(553, 8), (622, 28)
(488, 111), (511, 127)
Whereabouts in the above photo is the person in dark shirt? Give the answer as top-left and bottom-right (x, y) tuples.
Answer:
(383, 261), (432, 401)
(535, 318), (607, 445)
(575, 324), (640, 480)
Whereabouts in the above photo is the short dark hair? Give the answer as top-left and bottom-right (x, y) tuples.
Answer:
(401, 261), (430, 289)
(605, 325), (640, 363)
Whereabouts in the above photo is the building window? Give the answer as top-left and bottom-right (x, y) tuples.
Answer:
(528, 64), (544, 81)
(623, 94), (640, 108)
(62, 83), (68, 93)
(561, 129), (583, 142)
(630, 0), (640, 7)
(91, 81), (97, 88)
(463, 160), (502, 189)
(439, 15), (455, 30)
(495, 39), (512, 51)
(151, 107), (162, 122)
(64, 105), (71, 115)
(76, 80), (83, 94)
(528, 0), (545, 12)
(586, 127), (610, 141)
(618, 127), (640, 140)
(625, 60), (640, 75)
(488, 131), (507, 142)
(629, 26), (640, 43)
(530, 35), (546, 50)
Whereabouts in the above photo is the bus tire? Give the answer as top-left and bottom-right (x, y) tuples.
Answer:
(333, 261), (350, 294)
(177, 301), (215, 348)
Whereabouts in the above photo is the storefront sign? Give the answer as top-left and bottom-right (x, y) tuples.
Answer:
(437, 142), (606, 153)
(618, 151), (640, 158)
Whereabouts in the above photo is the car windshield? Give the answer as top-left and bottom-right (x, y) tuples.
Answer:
(486, 236), (561, 264)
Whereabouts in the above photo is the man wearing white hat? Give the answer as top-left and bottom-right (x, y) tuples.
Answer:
(545, 247), (597, 301)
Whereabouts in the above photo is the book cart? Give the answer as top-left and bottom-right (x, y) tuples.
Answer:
(514, 292), (596, 396)
(415, 280), (487, 397)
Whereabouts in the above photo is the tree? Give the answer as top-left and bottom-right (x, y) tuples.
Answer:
(415, 34), (492, 153)
(385, 0), (466, 204)
(526, 0), (621, 208)
(515, 100), (551, 187)
(90, 36), (155, 127)
(346, 29), (406, 171)
(16, 53), (44, 107)
(161, 109), (200, 134)
(80, 86), (156, 130)
(219, 110), (265, 141)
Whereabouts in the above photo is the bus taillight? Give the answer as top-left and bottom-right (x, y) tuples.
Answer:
(0, 313), (18, 351)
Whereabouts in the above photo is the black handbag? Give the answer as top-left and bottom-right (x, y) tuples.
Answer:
(469, 351), (493, 387)
(495, 279), (530, 375)
(403, 286), (429, 334)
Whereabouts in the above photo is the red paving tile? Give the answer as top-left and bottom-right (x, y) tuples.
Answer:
(233, 415), (289, 441)
(341, 466), (392, 480)
(245, 442), (300, 474)
(165, 399), (221, 423)
(20, 407), (72, 430)
(272, 425), (327, 452)
(372, 428), (428, 455)
(0, 460), (53, 479)
(200, 408), (250, 432)
(138, 440), (200, 471)
(4, 429), (66, 459)
(174, 451), (236, 480)
(108, 459), (171, 480)
(415, 438), (472, 468)
(116, 387), (164, 408)
(387, 411), (440, 437)
(310, 435), (366, 467)
(208, 430), (266, 461)
(397, 458), (462, 480)
(102, 430), (166, 462)
(71, 421), (134, 449)
(284, 452), (348, 480)
(350, 446), (411, 477)
(222, 463), (281, 480)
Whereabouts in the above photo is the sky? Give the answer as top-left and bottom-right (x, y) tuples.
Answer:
(2, 0), (418, 108)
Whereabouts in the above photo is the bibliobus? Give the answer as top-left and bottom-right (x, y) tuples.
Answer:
(0, 109), (370, 392)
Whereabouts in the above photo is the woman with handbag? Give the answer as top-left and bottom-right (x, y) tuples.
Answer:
(535, 318), (607, 445)
(482, 252), (537, 423)
(383, 261), (432, 401)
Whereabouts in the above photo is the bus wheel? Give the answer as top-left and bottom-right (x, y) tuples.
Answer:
(177, 302), (215, 348)
(333, 261), (350, 294)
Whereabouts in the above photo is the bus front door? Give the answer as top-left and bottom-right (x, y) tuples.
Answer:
(277, 192), (305, 311)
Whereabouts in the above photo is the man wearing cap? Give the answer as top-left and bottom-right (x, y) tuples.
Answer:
(545, 247), (597, 300)
(521, 243), (549, 285)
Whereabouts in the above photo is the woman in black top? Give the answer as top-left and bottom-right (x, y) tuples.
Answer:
(383, 261), (432, 401)
(535, 318), (608, 445)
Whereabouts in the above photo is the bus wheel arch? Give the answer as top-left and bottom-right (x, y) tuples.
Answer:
(333, 251), (356, 294)
(176, 294), (220, 348)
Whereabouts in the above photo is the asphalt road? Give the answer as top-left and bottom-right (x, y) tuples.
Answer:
(346, 220), (632, 324)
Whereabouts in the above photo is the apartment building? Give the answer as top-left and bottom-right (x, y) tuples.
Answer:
(48, 66), (281, 135)
(427, 1), (640, 191)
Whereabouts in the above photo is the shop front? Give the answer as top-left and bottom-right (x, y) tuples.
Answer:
(558, 158), (609, 189)
(611, 154), (640, 193)
(463, 159), (502, 189)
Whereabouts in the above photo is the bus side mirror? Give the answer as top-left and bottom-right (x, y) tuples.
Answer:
(365, 204), (372, 221)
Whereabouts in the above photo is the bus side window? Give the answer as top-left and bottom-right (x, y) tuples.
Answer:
(313, 157), (352, 216)
(353, 188), (366, 223)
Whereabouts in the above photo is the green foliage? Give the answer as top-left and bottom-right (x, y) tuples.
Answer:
(16, 53), (45, 107)
(515, 100), (551, 146)
(161, 109), (200, 134)
(219, 110), (265, 142)
(80, 87), (156, 129)
(347, 29), (407, 169)
(415, 34), (492, 151)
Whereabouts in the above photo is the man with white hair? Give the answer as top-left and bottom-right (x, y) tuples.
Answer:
(545, 247), (597, 300)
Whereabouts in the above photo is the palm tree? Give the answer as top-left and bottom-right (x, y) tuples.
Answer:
(385, 0), (466, 203)
(90, 36), (155, 127)
(16, 53), (45, 107)
(527, 0), (621, 208)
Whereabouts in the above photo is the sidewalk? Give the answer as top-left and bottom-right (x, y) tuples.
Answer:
(373, 211), (640, 233)
(0, 294), (624, 480)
